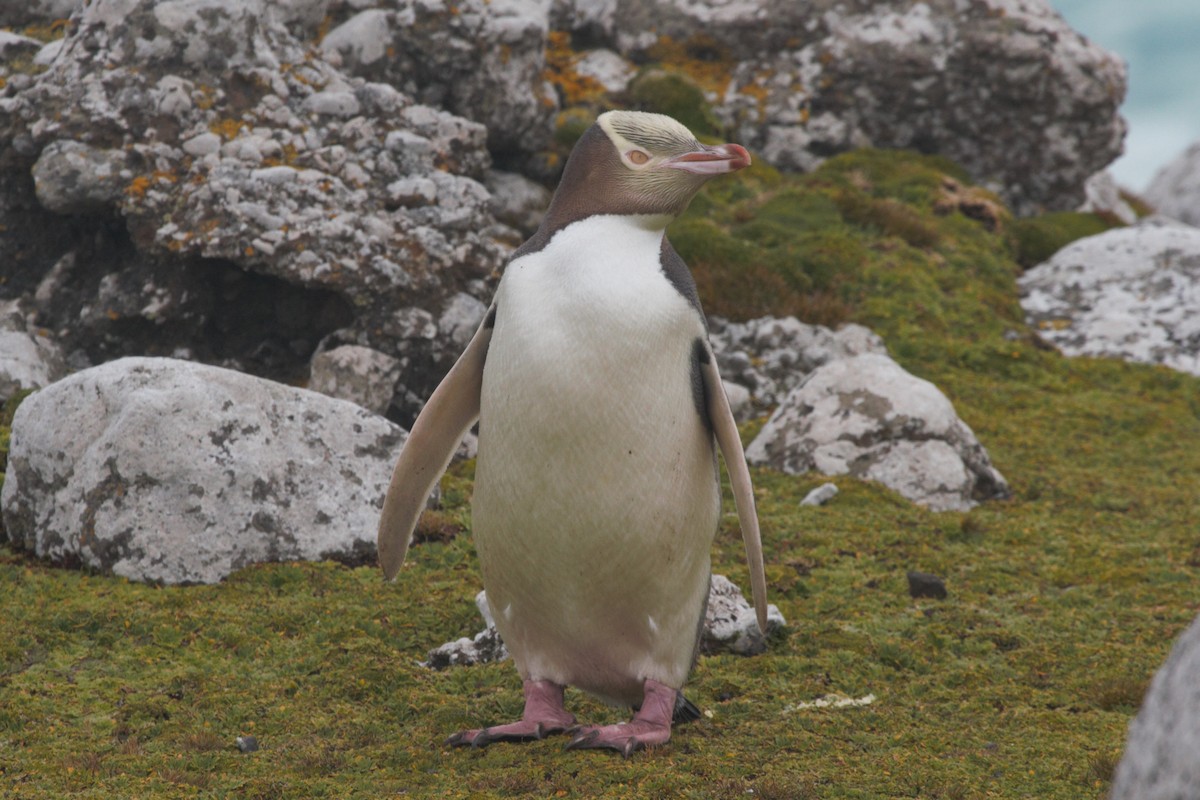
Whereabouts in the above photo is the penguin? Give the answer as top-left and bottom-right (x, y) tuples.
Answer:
(377, 110), (768, 757)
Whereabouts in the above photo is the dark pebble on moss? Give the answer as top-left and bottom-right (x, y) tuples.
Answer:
(907, 570), (948, 600)
(236, 735), (259, 753)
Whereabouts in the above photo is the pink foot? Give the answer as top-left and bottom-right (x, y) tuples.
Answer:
(446, 679), (576, 748)
(566, 678), (678, 758)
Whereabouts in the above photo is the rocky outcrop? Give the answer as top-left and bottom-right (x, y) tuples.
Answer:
(319, 0), (557, 159)
(709, 316), (886, 414)
(1110, 612), (1200, 800)
(1019, 216), (1200, 376)
(0, 357), (407, 584)
(551, 0), (1127, 215)
(745, 353), (1009, 512)
(1144, 140), (1200, 227)
(1, 0), (506, 420)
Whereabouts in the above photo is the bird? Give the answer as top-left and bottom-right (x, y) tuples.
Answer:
(377, 109), (767, 757)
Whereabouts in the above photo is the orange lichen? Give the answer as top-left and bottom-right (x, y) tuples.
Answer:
(542, 31), (608, 106)
(644, 34), (735, 96)
(210, 118), (249, 140)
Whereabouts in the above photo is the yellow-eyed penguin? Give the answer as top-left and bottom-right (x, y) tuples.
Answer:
(377, 110), (768, 757)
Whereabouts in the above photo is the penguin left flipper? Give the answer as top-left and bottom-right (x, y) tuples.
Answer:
(377, 313), (494, 580)
(697, 342), (769, 634)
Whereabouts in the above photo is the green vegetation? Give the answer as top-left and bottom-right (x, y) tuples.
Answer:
(1009, 211), (1122, 269)
(3, 150), (1194, 798)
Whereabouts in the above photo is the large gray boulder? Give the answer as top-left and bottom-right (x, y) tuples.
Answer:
(552, 0), (1127, 214)
(1110, 612), (1200, 799)
(745, 353), (1009, 512)
(1019, 216), (1200, 376)
(1144, 140), (1200, 227)
(0, 357), (406, 584)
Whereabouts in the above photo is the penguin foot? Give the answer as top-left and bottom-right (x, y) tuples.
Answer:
(446, 679), (575, 749)
(564, 678), (677, 758)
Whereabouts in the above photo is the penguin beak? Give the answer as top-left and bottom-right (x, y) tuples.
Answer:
(663, 143), (752, 176)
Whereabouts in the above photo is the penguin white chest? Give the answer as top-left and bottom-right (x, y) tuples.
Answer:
(472, 215), (719, 703)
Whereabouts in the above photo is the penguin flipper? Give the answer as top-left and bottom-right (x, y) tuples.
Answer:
(377, 315), (493, 580)
(697, 343), (769, 634)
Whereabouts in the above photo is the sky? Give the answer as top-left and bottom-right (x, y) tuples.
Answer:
(1052, 0), (1200, 192)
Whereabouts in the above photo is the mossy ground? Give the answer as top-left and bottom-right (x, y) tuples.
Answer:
(3, 150), (1198, 799)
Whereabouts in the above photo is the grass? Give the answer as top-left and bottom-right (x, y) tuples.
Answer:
(3, 149), (1198, 798)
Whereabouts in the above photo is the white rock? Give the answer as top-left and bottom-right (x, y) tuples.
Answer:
(182, 132), (222, 156)
(1019, 216), (1200, 376)
(0, 357), (407, 584)
(746, 353), (1008, 512)
(31, 140), (130, 214)
(437, 292), (488, 349)
(308, 344), (402, 415)
(1145, 140), (1200, 227)
(573, 48), (636, 93)
(1111, 611), (1200, 799)
(302, 90), (361, 118)
(723, 381), (753, 421)
(702, 574), (786, 656)
(320, 9), (392, 68)
(1079, 170), (1137, 224)
(801, 483), (839, 507)
(0, 330), (68, 401)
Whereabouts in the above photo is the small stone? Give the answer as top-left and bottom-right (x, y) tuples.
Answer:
(907, 570), (948, 600)
(801, 483), (839, 507)
(236, 735), (259, 753)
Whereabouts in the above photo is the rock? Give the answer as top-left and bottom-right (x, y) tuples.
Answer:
(0, 357), (407, 583)
(906, 570), (948, 600)
(235, 735), (259, 754)
(701, 574), (787, 656)
(1079, 171), (1137, 225)
(433, 574), (783, 667)
(0, 329), (68, 402)
(745, 353), (1009, 512)
(1019, 216), (1200, 376)
(573, 48), (637, 93)
(553, 0), (1126, 214)
(2, 0), (507, 420)
(723, 381), (752, 421)
(321, 0), (556, 158)
(308, 345), (402, 416)
(0, 0), (82, 28)
(423, 625), (510, 670)
(31, 141), (130, 215)
(483, 170), (551, 238)
(1110, 612), (1200, 799)
(708, 316), (887, 408)
(1144, 140), (1200, 227)
(800, 482), (838, 507)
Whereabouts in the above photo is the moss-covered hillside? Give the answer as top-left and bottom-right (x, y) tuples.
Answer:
(2, 150), (1197, 799)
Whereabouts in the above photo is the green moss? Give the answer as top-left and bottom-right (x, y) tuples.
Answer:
(3, 149), (1195, 798)
(626, 70), (722, 139)
(1010, 211), (1121, 269)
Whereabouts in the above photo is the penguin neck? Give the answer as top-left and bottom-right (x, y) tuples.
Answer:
(515, 211), (674, 260)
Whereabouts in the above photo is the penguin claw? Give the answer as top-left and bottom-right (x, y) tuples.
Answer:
(564, 728), (649, 759)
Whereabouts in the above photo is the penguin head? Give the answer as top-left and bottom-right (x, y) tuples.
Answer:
(545, 110), (751, 227)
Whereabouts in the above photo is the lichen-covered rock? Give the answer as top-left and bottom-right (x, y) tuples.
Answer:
(552, 0), (1126, 214)
(0, 357), (406, 584)
(1110, 612), (1200, 800)
(701, 574), (786, 656)
(709, 315), (886, 410)
(1019, 216), (1200, 376)
(1079, 171), (1137, 225)
(308, 344), (402, 416)
(0, 0), (507, 419)
(745, 353), (1009, 512)
(0, 328), (67, 402)
(1144, 140), (1200, 227)
(320, 0), (556, 158)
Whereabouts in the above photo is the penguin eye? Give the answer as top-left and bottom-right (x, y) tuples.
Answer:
(627, 150), (650, 165)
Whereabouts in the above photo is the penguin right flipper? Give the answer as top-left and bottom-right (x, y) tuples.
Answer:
(377, 312), (494, 580)
(696, 341), (769, 635)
